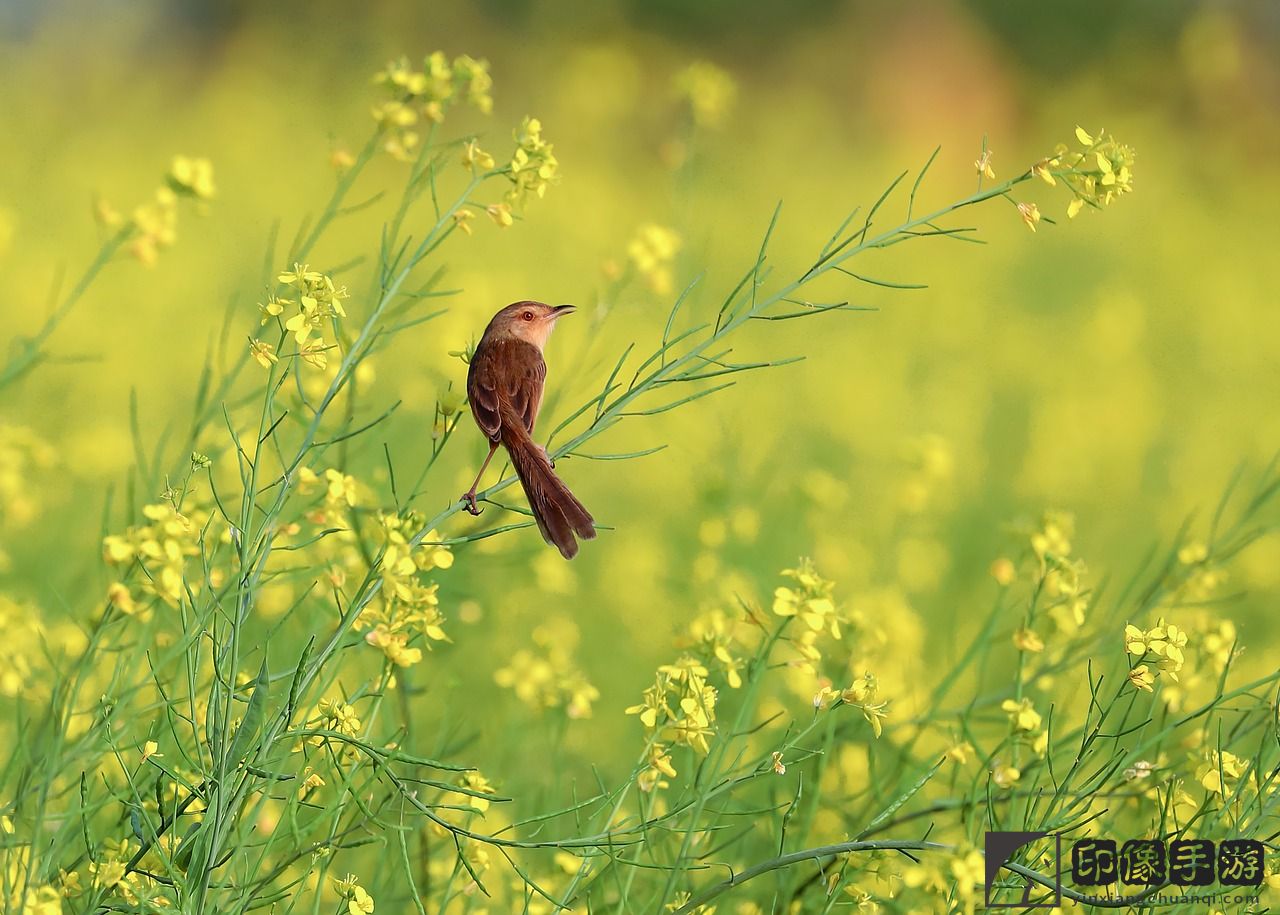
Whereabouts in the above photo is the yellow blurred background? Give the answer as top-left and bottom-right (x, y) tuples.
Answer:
(3, 0), (1279, 778)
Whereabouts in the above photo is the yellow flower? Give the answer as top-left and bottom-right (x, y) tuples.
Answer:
(950, 849), (986, 900)
(168, 155), (216, 200)
(1198, 750), (1244, 794)
(330, 147), (356, 172)
(93, 194), (122, 229)
(365, 626), (423, 668)
(298, 769), (326, 798)
(316, 698), (362, 737)
(774, 591), (838, 635)
(285, 305), (320, 344)
(106, 582), (136, 615)
(248, 339), (278, 368)
(324, 469), (357, 506)
(1017, 201), (1041, 232)
(486, 203), (513, 228)
(1058, 127), (1135, 215)
(1124, 619), (1188, 681)
(1012, 628), (1044, 653)
(839, 674), (889, 737)
(992, 762), (1021, 788)
(1123, 623), (1148, 655)
(1031, 157), (1058, 186)
(451, 207), (475, 236)
(129, 186), (178, 265)
(458, 771), (497, 812)
(453, 54), (494, 114)
(19, 886), (62, 915)
(771, 751), (786, 775)
(990, 557), (1016, 585)
(944, 741), (975, 765)
(89, 857), (126, 889)
(348, 886), (375, 915)
(1031, 512), (1074, 559)
(1128, 664), (1155, 692)
(638, 743), (677, 792)
(461, 139), (495, 171)
(974, 149), (995, 180)
(1001, 697), (1042, 732)
(681, 607), (745, 688)
(1178, 541), (1208, 564)
(673, 61), (737, 128)
(626, 683), (670, 729)
(627, 224), (682, 295)
(299, 341), (329, 370)
(140, 740), (162, 763)
(502, 116), (559, 207)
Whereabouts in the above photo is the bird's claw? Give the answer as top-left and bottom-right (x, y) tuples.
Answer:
(462, 491), (483, 516)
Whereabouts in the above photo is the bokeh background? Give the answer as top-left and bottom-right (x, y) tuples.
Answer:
(3, 0), (1280, 796)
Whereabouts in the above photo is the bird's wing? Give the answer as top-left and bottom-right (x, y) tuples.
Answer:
(468, 338), (546, 440)
(510, 343), (547, 433)
(467, 348), (504, 441)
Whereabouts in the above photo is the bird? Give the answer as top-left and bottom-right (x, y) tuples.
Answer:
(462, 301), (596, 559)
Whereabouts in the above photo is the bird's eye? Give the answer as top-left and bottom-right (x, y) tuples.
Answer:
(522, 311), (534, 321)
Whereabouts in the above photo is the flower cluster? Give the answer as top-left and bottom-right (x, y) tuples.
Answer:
(1159, 612), (1237, 712)
(1194, 748), (1266, 803)
(772, 559), (846, 673)
(1124, 617), (1188, 692)
(1010, 126), (1133, 231)
(254, 263), (350, 371)
(103, 501), (212, 607)
(626, 224), (682, 296)
(95, 155), (215, 265)
(987, 694), (1049, 788)
(310, 697), (362, 742)
(0, 595), (45, 698)
(815, 672), (890, 737)
(0, 423), (55, 537)
(626, 655), (718, 791)
(167, 155), (217, 201)
(897, 433), (954, 514)
(81, 837), (167, 909)
(1166, 539), (1228, 607)
(677, 606), (748, 689)
(333, 873), (376, 915)
(673, 61), (737, 129)
(1064, 127), (1135, 217)
(1040, 126), (1135, 219)
(461, 116), (560, 230)
(494, 617), (599, 719)
(372, 52), (494, 161)
(1030, 510), (1090, 636)
(352, 510), (453, 669)
(506, 116), (559, 208)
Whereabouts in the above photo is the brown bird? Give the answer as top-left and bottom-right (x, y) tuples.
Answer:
(462, 301), (596, 559)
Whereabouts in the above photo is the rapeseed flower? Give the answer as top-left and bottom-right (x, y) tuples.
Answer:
(1001, 697), (1042, 732)
(673, 61), (737, 128)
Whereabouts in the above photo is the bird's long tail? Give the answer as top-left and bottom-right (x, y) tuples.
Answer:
(502, 421), (595, 559)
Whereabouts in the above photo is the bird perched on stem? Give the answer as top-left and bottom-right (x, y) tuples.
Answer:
(463, 301), (595, 558)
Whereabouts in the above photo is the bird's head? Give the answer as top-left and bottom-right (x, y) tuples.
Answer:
(482, 301), (575, 350)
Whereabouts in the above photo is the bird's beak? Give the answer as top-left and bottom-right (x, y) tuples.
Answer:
(550, 304), (576, 319)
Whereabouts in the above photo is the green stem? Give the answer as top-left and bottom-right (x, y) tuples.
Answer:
(0, 229), (129, 390)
